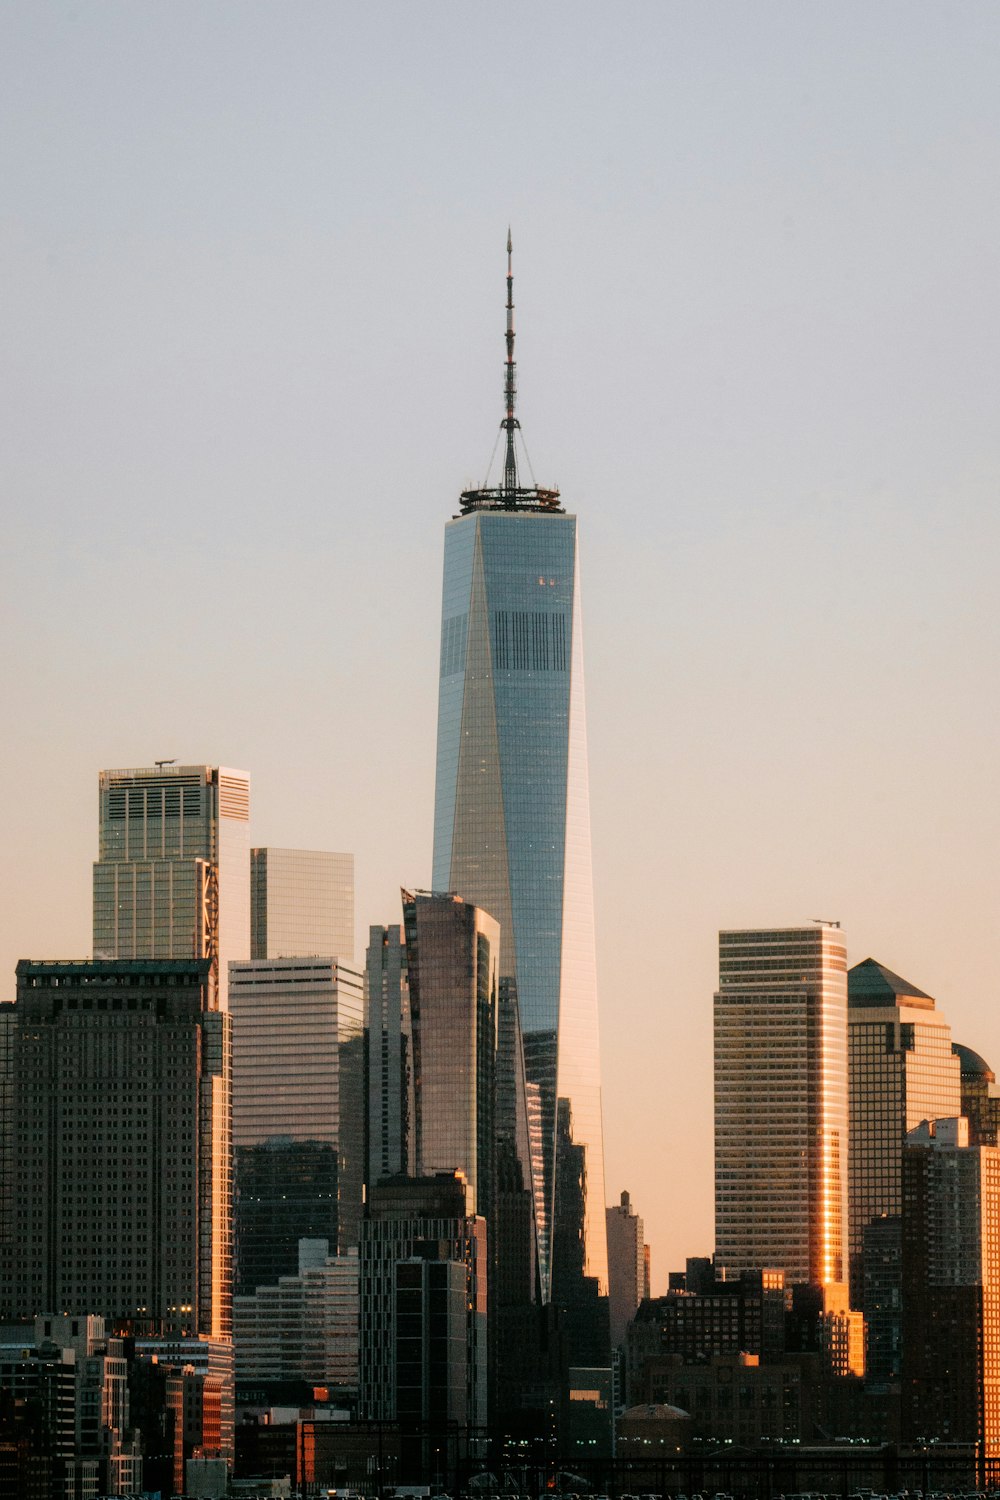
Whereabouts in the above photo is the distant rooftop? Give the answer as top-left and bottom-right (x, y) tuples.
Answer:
(847, 957), (935, 1010)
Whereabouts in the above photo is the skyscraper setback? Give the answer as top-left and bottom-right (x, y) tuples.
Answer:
(431, 238), (608, 1313)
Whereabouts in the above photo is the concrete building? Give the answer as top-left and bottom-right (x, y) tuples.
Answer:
(431, 240), (608, 1324)
(848, 958), (961, 1299)
(607, 1190), (645, 1349)
(250, 847), (354, 962)
(714, 925), (849, 1285)
(92, 764), (250, 1010)
(2, 958), (231, 1345)
(229, 957), (365, 1293)
(901, 1116), (1000, 1471)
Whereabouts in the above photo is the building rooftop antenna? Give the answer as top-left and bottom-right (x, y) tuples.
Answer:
(457, 231), (563, 517)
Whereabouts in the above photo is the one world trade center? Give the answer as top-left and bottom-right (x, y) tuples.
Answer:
(431, 237), (609, 1336)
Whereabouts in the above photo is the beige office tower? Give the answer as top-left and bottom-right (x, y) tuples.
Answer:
(715, 925), (848, 1286)
(606, 1189), (645, 1349)
(251, 847), (355, 961)
(93, 764), (250, 1010)
(847, 958), (961, 1295)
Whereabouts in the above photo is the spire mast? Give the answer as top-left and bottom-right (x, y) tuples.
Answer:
(502, 228), (520, 496)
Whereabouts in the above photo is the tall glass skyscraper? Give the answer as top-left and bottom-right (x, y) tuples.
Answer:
(431, 239), (608, 1308)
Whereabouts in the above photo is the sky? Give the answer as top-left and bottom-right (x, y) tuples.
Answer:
(2, 2), (1000, 1289)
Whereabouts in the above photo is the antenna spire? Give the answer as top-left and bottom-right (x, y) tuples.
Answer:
(502, 227), (519, 495)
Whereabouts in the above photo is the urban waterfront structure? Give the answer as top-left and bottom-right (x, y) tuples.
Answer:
(365, 922), (412, 1187)
(902, 1117), (1000, 1472)
(430, 237), (608, 1317)
(251, 846), (354, 961)
(229, 956), (365, 1293)
(92, 763), (251, 1010)
(847, 957), (961, 1300)
(714, 925), (849, 1285)
(1, 958), (232, 1343)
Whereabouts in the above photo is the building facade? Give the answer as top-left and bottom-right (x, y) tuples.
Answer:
(848, 957), (961, 1298)
(229, 957), (365, 1293)
(93, 764), (250, 1010)
(714, 925), (849, 1285)
(364, 923), (412, 1187)
(902, 1117), (1000, 1469)
(2, 958), (231, 1342)
(607, 1190), (645, 1349)
(250, 846), (355, 962)
(430, 241), (607, 1314)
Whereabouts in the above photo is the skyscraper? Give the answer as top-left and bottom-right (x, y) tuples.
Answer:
(250, 846), (355, 961)
(229, 956), (365, 1292)
(93, 763), (251, 1010)
(606, 1190), (645, 1350)
(2, 958), (231, 1340)
(847, 957), (961, 1297)
(364, 922), (412, 1186)
(402, 890), (499, 1217)
(431, 238), (607, 1311)
(714, 925), (848, 1286)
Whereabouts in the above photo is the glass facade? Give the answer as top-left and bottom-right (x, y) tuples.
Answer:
(251, 846), (355, 961)
(715, 926), (849, 1286)
(229, 957), (365, 1293)
(847, 958), (961, 1301)
(93, 764), (251, 1011)
(432, 508), (608, 1303)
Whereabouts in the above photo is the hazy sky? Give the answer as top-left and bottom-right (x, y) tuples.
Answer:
(3, 3), (1000, 1287)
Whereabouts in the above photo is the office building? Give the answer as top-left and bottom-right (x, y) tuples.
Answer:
(607, 1190), (645, 1349)
(358, 1174), (487, 1431)
(234, 1239), (360, 1393)
(93, 763), (250, 1010)
(251, 846), (354, 961)
(2, 958), (231, 1341)
(431, 238), (607, 1317)
(402, 891), (499, 1217)
(848, 958), (961, 1298)
(714, 925), (848, 1285)
(955, 1042), (1000, 1146)
(365, 923), (412, 1186)
(229, 957), (365, 1293)
(901, 1117), (1000, 1468)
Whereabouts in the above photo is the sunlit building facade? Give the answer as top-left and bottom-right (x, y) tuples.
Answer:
(229, 956), (365, 1293)
(714, 925), (848, 1286)
(847, 957), (961, 1298)
(93, 764), (250, 1011)
(250, 846), (354, 962)
(431, 473), (606, 1316)
(364, 922), (412, 1186)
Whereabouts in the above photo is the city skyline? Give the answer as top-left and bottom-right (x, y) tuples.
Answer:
(4, 2), (1000, 1283)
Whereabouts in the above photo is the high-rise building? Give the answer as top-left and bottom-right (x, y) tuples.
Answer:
(250, 847), (354, 961)
(902, 1117), (1000, 1469)
(2, 958), (231, 1342)
(358, 1173), (487, 1432)
(607, 1190), (645, 1350)
(234, 1238), (360, 1393)
(714, 925), (848, 1286)
(365, 923), (412, 1187)
(402, 891), (499, 1218)
(847, 958), (961, 1299)
(955, 1041), (1000, 1146)
(93, 764), (250, 1010)
(430, 239), (607, 1315)
(229, 957), (365, 1293)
